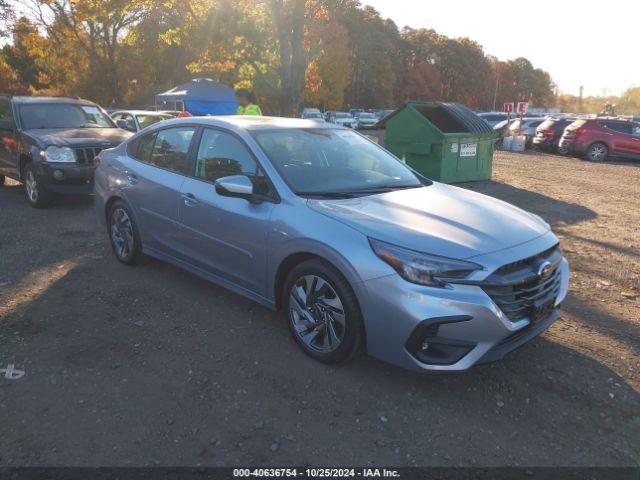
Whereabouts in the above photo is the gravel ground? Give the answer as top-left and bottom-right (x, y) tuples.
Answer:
(0, 151), (638, 467)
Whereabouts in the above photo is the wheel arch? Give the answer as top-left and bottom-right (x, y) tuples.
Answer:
(586, 140), (610, 155)
(272, 246), (364, 311)
(104, 195), (141, 231)
(273, 252), (321, 310)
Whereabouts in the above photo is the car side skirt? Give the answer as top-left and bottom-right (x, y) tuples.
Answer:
(143, 245), (276, 310)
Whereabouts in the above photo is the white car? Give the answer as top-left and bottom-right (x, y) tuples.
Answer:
(327, 111), (356, 128)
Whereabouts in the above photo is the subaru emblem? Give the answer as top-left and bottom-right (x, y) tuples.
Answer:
(537, 261), (554, 280)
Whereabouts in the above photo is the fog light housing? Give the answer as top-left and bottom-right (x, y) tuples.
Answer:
(406, 316), (475, 366)
(53, 170), (64, 180)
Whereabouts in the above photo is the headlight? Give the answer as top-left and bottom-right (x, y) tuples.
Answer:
(44, 146), (76, 163)
(369, 239), (482, 287)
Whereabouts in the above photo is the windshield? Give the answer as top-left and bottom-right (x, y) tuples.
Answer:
(335, 113), (351, 118)
(305, 113), (323, 119)
(358, 113), (375, 119)
(252, 128), (423, 196)
(20, 104), (115, 129)
(137, 114), (172, 129)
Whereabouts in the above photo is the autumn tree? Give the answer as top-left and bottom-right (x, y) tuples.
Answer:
(305, 20), (351, 110)
(3, 17), (43, 90)
(23, 0), (152, 104)
(0, 0), (13, 37)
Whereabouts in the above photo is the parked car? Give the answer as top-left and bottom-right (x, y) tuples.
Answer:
(374, 109), (395, 121)
(477, 112), (512, 128)
(507, 117), (545, 147)
(532, 117), (576, 153)
(559, 118), (640, 162)
(0, 95), (132, 207)
(492, 118), (517, 148)
(326, 111), (356, 128)
(95, 116), (569, 372)
(353, 111), (379, 129)
(111, 110), (174, 133)
(301, 108), (325, 121)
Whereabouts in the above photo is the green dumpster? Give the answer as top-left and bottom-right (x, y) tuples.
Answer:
(381, 101), (497, 183)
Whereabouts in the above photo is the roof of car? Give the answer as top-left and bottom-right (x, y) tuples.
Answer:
(9, 96), (98, 106)
(112, 110), (172, 116)
(184, 115), (342, 131)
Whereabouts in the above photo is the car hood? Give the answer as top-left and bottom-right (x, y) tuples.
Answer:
(308, 182), (550, 260)
(24, 128), (132, 147)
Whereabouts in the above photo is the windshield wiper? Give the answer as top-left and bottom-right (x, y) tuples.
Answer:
(296, 191), (359, 199)
(350, 184), (422, 193)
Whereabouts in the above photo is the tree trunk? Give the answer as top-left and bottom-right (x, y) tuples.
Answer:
(270, 0), (307, 116)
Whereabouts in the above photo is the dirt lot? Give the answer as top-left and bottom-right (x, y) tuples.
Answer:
(0, 151), (638, 467)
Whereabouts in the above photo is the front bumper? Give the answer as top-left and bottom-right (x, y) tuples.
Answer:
(358, 255), (569, 373)
(36, 162), (95, 195)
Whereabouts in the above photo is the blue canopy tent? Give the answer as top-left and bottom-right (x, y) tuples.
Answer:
(155, 78), (237, 116)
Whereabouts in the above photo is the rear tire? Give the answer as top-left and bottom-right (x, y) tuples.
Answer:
(585, 142), (608, 162)
(0, 174), (5, 185)
(282, 259), (364, 364)
(23, 163), (52, 208)
(108, 201), (143, 265)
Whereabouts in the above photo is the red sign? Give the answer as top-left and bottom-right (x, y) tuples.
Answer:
(517, 102), (528, 114)
(503, 103), (514, 113)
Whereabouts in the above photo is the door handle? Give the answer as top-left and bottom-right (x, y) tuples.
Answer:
(181, 192), (198, 206)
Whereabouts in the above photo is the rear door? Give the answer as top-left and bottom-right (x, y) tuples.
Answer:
(600, 121), (634, 155)
(630, 123), (640, 158)
(122, 126), (197, 256)
(177, 127), (276, 295)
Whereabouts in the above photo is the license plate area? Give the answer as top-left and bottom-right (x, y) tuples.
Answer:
(531, 298), (555, 324)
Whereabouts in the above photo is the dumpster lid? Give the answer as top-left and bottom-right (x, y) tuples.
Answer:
(379, 101), (494, 134)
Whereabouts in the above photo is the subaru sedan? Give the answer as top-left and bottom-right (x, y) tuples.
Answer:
(94, 116), (569, 372)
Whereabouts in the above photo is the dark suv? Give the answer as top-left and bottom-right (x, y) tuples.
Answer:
(559, 118), (640, 162)
(532, 117), (576, 153)
(0, 95), (131, 207)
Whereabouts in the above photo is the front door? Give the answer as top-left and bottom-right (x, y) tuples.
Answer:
(177, 127), (276, 296)
(122, 126), (197, 256)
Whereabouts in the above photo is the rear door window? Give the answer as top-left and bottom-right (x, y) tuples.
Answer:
(601, 122), (633, 134)
(148, 127), (196, 174)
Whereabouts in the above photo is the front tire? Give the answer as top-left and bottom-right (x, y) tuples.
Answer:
(585, 142), (608, 162)
(23, 163), (51, 208)
(108, 201), (143, 265)
(282, 259), (364, 364)
(0, 174), (5, 186)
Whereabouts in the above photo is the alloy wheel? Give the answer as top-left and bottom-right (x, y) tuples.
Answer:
(589, 144), (607, 161)
(110, 207), (135, 260)
(25, 170), (38, 203)
(289, 275), (346, 353)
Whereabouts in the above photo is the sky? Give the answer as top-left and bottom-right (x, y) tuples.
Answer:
(363, 0), (639, 97)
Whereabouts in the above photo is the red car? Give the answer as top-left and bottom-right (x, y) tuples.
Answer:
(559, 118), (640, 162)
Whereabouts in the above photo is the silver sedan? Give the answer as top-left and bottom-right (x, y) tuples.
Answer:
(94, 116), (569, 372)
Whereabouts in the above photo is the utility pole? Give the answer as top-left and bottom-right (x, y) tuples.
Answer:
(579, 85), (584, 112)
(492, 68), (500, 112)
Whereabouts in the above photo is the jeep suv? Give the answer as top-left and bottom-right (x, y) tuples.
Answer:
(0, 95), (132, 207)
(559, 118), (640, 162)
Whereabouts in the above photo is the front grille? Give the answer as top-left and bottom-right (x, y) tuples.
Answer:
(73, 146), (104, 165)
(481, 245), (562, 323)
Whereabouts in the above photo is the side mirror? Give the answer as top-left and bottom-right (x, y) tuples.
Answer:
(116, 119), (129, 130)
(215, 175), (255, 201)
